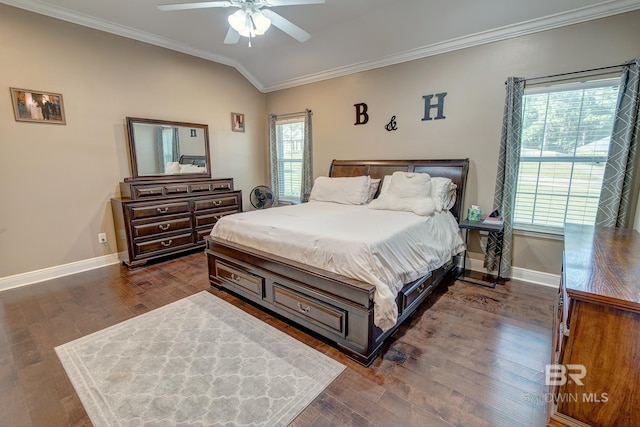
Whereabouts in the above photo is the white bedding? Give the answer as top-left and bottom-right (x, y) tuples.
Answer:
(210, 201), (465, 332)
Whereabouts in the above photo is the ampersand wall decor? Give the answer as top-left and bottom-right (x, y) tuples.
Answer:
(385, 115), (398, 131)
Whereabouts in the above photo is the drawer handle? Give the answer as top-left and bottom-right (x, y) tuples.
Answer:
(214, 215), (221, 221)
(297, 302), (311, 314)
(230, 273), (240, 282)
(213, 200), (222, 206)
(417, 284), (425, 294)
(156, 207), (169, 213)
(160, 240), (173, 247)
(158, 224), (171, 231)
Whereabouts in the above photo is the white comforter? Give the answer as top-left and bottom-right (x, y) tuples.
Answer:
(211, 201), (465, 331)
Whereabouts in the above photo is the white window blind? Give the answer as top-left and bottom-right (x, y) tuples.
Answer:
(275, 116), (304, 202)
(514, 79), (620, 232)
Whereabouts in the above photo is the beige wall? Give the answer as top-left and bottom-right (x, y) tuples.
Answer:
(2, 4), (639, 280)
(0, 5), (266, 277)
(265, 10), (640, 275)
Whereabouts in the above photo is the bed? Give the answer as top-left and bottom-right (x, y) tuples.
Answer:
(205, 159), (469, 365)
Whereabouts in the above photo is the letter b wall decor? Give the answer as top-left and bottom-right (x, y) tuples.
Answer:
(353, 92), (447, 128)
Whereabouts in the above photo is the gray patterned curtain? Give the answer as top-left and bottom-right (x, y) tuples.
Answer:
(268, 114), (280, 206)
(596, 58), (640, 228)
(301, 109), (314, 202)
(485, 77), (525, 279)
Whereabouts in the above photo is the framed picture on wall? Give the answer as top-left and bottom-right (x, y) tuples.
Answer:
(10, 88), (66, 124)
(231, 112), (245, 132)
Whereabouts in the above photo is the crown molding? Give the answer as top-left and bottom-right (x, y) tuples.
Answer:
(2, 0), (640, 93)
(262, 0), (640, 92)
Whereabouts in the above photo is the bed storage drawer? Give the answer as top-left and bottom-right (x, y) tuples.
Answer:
(400, 273), (434, 314)
(216, 261), (265, 299)
(273, 284), (346, 337)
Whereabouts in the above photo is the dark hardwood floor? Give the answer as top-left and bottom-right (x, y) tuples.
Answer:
(0, 251), (557, 427)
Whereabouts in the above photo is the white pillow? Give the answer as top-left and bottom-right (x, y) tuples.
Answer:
(179, 164), (204, 173)
(309, 175), (371, 205)
(368, 171), (435, 216)
(431, 177), (458, 211)
(165, 162), (180, 174)
(378, 175), (392, 198)
(364, 178), (381, 203)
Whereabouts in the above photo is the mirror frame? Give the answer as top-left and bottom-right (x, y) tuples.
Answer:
(125, 117), (211, 181)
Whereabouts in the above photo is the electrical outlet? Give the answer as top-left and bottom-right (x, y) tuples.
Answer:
(98, 233), (107, 244)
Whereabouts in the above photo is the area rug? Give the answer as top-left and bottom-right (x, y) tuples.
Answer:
(55, 291), (345, 426)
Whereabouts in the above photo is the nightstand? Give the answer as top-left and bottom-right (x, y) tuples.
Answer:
(457, 218), (504, 288)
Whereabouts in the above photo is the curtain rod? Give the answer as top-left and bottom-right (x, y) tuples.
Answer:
(522, 63), (626, 84)
(271, 109), (312, 119)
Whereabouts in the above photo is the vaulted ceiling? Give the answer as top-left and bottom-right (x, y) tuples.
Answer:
(3, 0), (640, 92)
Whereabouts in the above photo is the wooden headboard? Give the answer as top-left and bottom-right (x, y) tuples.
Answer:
(329, 159), (469, 221)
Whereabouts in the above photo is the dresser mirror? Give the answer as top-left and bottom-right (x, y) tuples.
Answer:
(125, 117), (211, 181)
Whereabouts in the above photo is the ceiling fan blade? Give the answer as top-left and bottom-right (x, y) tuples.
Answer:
(224, 27), (241, 44)
(261, 9), (311, 42)
(264, 0), (325, 6)
(158, 1), (233, 12)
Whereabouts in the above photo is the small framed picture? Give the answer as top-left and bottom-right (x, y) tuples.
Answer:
(10, 88), (66, 124)
(231, 112), (245, 132)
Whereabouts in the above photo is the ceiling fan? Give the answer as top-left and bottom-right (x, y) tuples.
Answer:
(158, 0), (325, 46)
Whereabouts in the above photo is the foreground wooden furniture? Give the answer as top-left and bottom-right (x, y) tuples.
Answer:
(206, 159), (469, 365)
(548, 224), (640, 426)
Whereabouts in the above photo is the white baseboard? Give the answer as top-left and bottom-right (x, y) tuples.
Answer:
(464, 258), (560, 288)
(0, 254), (120, 292)
(1, 254), (560, 293)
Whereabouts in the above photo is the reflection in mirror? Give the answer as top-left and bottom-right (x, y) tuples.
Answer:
(126, 117), (211, 180)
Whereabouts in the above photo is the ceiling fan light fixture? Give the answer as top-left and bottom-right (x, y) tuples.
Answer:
(228, 9), (271, 38)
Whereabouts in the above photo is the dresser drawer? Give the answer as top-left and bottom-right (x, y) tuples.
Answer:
(133, 233), (193, 256)
(196, 228), (213, 242)
(132, 216), (192, 238)
(134, 186), (164, 198)
(164, 184), (189, 195)
(129, 201), (190, 220)
(189, 182), (212, 193)
(211, 180), (233, 191)
(216, 260), (265, 298)
(195, 211), (237, 228)
(193, 195), (239, 211)
(273, 284), (346, 337)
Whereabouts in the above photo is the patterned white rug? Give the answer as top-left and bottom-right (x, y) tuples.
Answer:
(56, 291), (345, 426)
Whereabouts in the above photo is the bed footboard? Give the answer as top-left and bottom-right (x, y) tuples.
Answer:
(205, 236), (454, 365)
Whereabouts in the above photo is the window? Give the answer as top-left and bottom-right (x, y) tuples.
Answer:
(274, 116), (305, 202)
(514, 79), (620, 232)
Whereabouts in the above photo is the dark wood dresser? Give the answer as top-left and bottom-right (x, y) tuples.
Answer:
(548, 224), (640, 426)
(112, 177), (242, 267)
